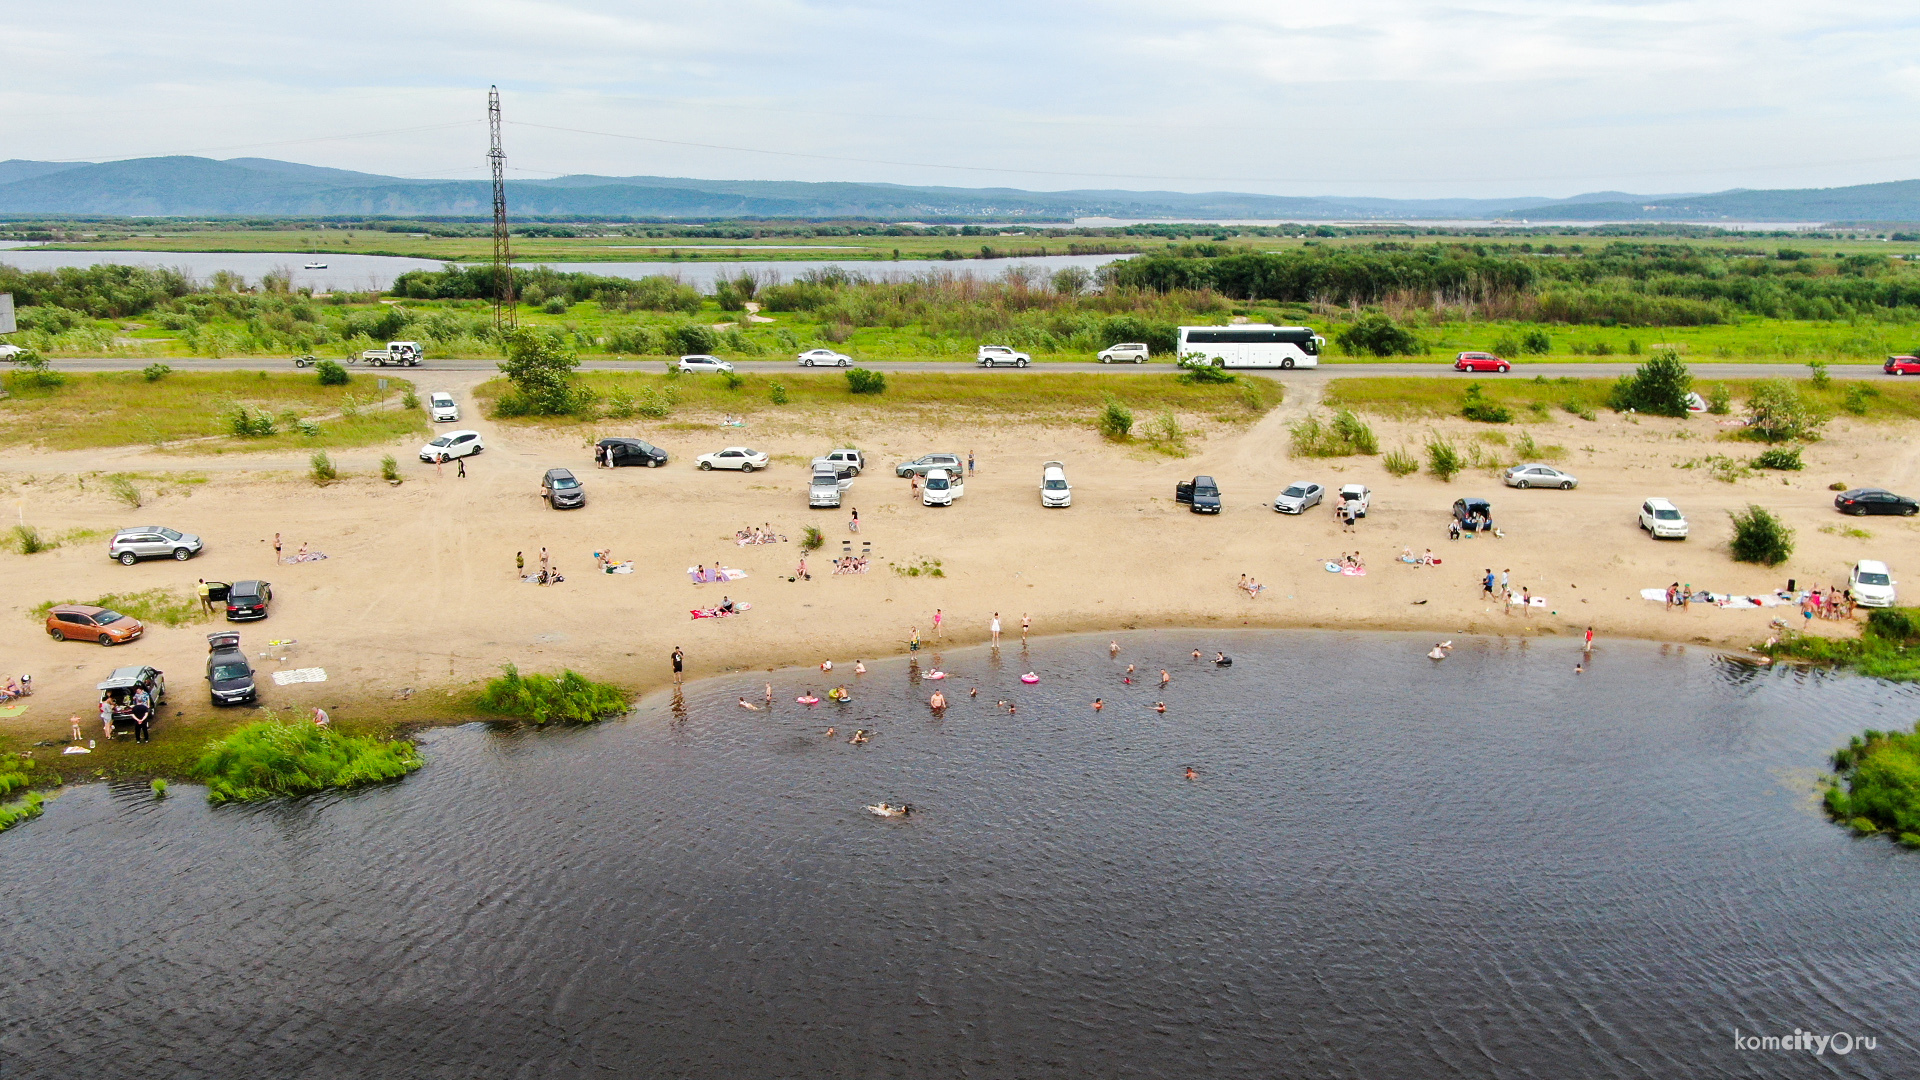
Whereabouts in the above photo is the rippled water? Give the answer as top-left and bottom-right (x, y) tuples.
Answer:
(4, 631), (1919, 1078)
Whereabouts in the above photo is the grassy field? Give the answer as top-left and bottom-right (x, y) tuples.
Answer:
(1323, 374), (1920, 420)
(0, 370), (425, 451)
(476, 369), (1281, 425)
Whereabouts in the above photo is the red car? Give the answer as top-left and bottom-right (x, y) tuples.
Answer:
(1455, 351), (1511, 373)
(1886, 355), (1920, 375)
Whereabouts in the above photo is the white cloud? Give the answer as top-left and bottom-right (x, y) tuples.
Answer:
(3, 0), (1920, 197)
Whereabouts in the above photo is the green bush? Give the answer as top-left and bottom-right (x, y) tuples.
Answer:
(1607, 350), (1692, 416)
(226, 404), (276, 437)
(1808, 359), (1831, 389)
(402, 387), (420, 410)
(380, 454), (400, 483)
(1843, 383), (1878, 416)
(1382, 447), (1419, 477)
(9, 524), (50, 554)
(477, 663), (628, 724)
(1097, 395), (1133, 439)
(1519, 328), (1551, 355)
(845, 367), (887, 395)
(1291, 410), (1378, 456)
(1562, 399), (1597, 421)
(1707, 383), (1732, 415)
(1745, 380), (1829, 442)
(1461, 383), (1513, 423)
(1336, 312), (1422, 357)
(1176, 355), (1236, 383)
(150, 778), (167, 797)
(193, 719), (423, 804)
(0, 791), (45, 833)
(1823, 722), (1920, 838)
(801, 525), (823, 551)
(107, 473), (141, 508)
(142, 363), (173, 382)
(310, 450), (337, 486)
(1753, 446), (1804, 470)
(1728, 504), (1793, 565)
(495, 327), (585, 416)
(314, 359), (350, 385)
(1425, 433), (1463, 481)
(769, 381), (789, 405)
(1866, 608), (1920, 643)
(722, 369), (745, 391)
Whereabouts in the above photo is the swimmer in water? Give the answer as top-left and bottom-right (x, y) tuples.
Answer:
(969, 687), (979, 697)
(1213, 652), (1231, 666)
(1185, 767), (1197, 781)
(1191, 648), (1203, 661)
(1160, 669), (1171, 687)
(825, 727), (836, 737)
(738, 697), (761, 710)
(1574, 663), (1585, 674)
(764, 683), (773, 704)
(1125, 664), (1135, 676)
(1110, 641), (1120, 656)
(930, 690), (947, 709)
(849, 730), (869, 744)
(1154, 702), (1167, 713)
(1091, 698), (1104, 711)
(854, 660), (866, 675)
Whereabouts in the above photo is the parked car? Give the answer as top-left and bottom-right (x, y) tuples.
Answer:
(1638, 497), (1689, 539)
(108, 525), (203, 565)
(1851, 560), (1898, 607)
(428, 391), (460, 422)
(1453, 497), (1494, 531)
(676, 354), (734, 374)
(1884, 354), (1920, 375)
(206, 631), (257, 705)
(1504, 463), (1578, 489)
(810, 467), (853, 508)
(97, 665), (165, 736)
(46, 603), (143, 645)
(536, 467), (583, 509)
(797, 348), (852, 367)
(976, 345), (1031, 368)
(896, 453), (962, 478)
(223, 580), (272, 621)
(922, 468), (965, 506)
(0, 343), (24, 361)
(418, 429), (484, 462)
(1274, 481), (1324, 514)
(1834, 487), (1919, 516)
(1455, 351), (1511, 373)
(1336, 484), (1371, 517)
(597, 437), (669, 468)
(1041, 460), (1072, 507)
(812, 448), (864, 476)
(1097, 343), (1150, 364)
(696, 447), (768, 472)
(1175, 476), (1222, 514)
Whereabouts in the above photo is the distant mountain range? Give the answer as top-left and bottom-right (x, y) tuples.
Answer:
(0, 156), (1912, 222)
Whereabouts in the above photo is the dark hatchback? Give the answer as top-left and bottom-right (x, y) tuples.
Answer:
(1835, 488), (1919, 516)
(598, 438), (669, 468)
(206, 632), (257, 705)
(224, 580), (272, 621)
(543, 468), (586, 509)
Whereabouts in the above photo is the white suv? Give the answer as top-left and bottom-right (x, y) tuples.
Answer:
(1851, 560), (1897, 607)
(1097, 343), (1149, 363)
(1638, 498), (1688, 539)
(428, 391), (460, 423)
(976, 345), (1030, 368)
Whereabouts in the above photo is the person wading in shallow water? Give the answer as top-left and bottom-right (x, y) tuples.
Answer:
(671, 646), (685, 685)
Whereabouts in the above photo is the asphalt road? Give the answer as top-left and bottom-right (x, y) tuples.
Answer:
(37, 358), (1899, 379)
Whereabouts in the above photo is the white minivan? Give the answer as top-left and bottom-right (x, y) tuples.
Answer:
(923, 468), (965, 506)
(428, 392), (460, 423)
(1097, 343), (1149, 364)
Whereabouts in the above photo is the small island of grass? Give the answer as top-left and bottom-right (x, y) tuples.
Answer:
(1825, 723), (1920, 846)
(1765, 608), (1920, 681)
(476, 664), (629, 724)
(0, 761), (47, 832)
(194, 719), (423, 805)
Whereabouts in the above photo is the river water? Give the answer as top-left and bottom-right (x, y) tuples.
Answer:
(3, 631), (1918, 1078)
(0, 250), (1127, 293)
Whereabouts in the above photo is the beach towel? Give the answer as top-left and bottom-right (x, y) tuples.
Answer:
(1341, 567), (1367, 577)
(605, 562), (634, 574)
(687, 567), (748, 583)
(0, 704), (26, 718)
(690, 602), (753, 619)
(271, 667), (327, 685)
(285, 552), (329, 563)
(1639, 588), (1670, 602)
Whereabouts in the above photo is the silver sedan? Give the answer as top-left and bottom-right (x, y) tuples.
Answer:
(1503, 464), (1578, 489)
(1274, 481), (1325, 514)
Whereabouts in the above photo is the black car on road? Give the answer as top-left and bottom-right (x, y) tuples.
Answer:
(1835, 488), (1919, 516)
(597, 438), (669, 468)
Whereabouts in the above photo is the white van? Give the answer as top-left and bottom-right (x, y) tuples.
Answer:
(428, 392), (460, 423)
(923, 468), (964, 506)
(1041, 461), (1071, 507)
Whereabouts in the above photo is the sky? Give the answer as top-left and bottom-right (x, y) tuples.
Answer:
(7, 0), (1920, 199)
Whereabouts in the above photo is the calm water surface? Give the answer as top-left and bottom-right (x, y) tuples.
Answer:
(4, 631), (1918, 1078)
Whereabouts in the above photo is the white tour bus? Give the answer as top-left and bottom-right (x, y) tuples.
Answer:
(1177, 325), (1324, 369)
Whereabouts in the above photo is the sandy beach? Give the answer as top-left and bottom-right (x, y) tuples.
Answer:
(2, 370), (1915, 748)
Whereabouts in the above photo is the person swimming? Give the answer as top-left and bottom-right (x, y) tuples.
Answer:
(738, 697), (760, 710)
(968, 687), (979, 697)
(1213, 652), (1231, 666)
(849, 729), (869, 744)
(1125, 664), (1135, 676)
(1160, 669), (1171, 687)
(1191, 649), (1203, 660)
(1091, 698), (1104, 711)
(824, 727), (836, 738)
(1109, 641), (1120, 656)
(1184, 767), (1197, 781)
(1154, 702), (1167, 713)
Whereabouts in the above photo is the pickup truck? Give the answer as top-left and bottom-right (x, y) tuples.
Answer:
(976, 345), (1031, 368)
(1175, 475), (1222, 514)
(360, 340), (423, 367)
(812, 448), (864, 477)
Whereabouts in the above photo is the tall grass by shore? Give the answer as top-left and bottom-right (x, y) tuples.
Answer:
(1764, 608), (1920, 681)
(193, 718), (423, 804)
(477, 664), (629, 724)
(1825, 722), (1920, 845)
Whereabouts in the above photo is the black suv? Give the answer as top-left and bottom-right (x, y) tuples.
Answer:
(205, 632), (257, 705)
(597, 438), (669, 467)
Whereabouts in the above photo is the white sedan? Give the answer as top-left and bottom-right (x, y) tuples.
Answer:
(419, 429), (484, 461)
(0, 344), (23, 361)
(676, 355), (734, 373)
(696, 447), (769, 472)
(1503, 463), (1579, 490)
(796, 348), (852, 367)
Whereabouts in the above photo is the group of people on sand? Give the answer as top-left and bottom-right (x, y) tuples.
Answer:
(1798, 586), (1856, 621)
(735, 524), (784, 546)
(1402, 547), (1439, 566)
(1334, 552), (1365, 570)
(831, 555), (869, 575)
(1236, 574), (1266, 598)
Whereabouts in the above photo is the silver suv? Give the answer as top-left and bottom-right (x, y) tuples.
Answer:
(109, 526), (203, 565)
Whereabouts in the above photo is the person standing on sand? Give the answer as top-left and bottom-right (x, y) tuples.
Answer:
(1500, 568), (1510, 596)
(540, 548), (550, 577)
(1482, 569), (1495, 600)
(516, 551), (525, 577)
(274, 533), (283, 563)
(933, 608), (943, 640)
(968, 451), (975, 476)
(671, 646), (685, 685)
(990, 613), (1001, 646)
(70, 715), (83, 743)
(196, 578), (213, 614)
(849, 508), (859, 533)
(457, 456), (466, 479)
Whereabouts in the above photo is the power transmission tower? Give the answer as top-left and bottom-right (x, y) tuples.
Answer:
(488, 85), (516, 332)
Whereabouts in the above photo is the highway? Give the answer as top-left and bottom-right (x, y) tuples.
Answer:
(37, 357), (1898, 379)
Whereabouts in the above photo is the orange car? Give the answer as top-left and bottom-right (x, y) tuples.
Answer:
(45, 604), (144, 646)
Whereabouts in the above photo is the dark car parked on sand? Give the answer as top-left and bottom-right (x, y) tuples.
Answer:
(1453, 497), (1494, 532)
(224, 580), (272, 621)
(1175, 476), (1222, 514)
(1834, 488), (1919, 516)
(205, 631), (258, 705)
(543, 468), (586, 509)
(597, 438), (669, 468)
